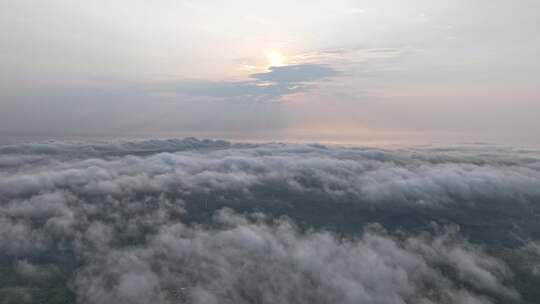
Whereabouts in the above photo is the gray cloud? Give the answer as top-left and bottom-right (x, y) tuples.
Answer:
(2, 140), (539, 209)
(169, 64), (338, 102)
(250, 64), (337, 83)
(73, 212), (517, 304)
(0, 138), (539, 303)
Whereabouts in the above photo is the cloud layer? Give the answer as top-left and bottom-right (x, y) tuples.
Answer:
(1, 138), (539, 303)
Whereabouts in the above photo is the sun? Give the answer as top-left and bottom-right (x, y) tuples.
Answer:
(266, 51), (286, 67)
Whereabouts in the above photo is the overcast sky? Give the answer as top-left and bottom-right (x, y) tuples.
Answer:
(1, 0), (539, 145)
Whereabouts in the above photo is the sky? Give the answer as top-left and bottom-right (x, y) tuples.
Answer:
(1, 0), (539, 145)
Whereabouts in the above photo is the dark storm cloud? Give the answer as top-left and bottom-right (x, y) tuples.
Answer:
(169, 64), (338, 102)
(1, 138), (539, 303)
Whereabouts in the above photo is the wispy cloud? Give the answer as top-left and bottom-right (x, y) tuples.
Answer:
(165, 64), (338, 102)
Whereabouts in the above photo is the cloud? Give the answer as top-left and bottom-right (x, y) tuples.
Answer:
(250, 64), (337, 83)
(0, 138), (539, 303)
(0, 138), (236, 161)
(168, 64), (338, 102)
(73, 212), (517, 304)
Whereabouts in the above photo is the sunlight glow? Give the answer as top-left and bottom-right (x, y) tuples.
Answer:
(266, 51), (286, 67)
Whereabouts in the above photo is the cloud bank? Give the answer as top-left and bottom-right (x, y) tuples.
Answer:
(1, 138), (539, 303)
